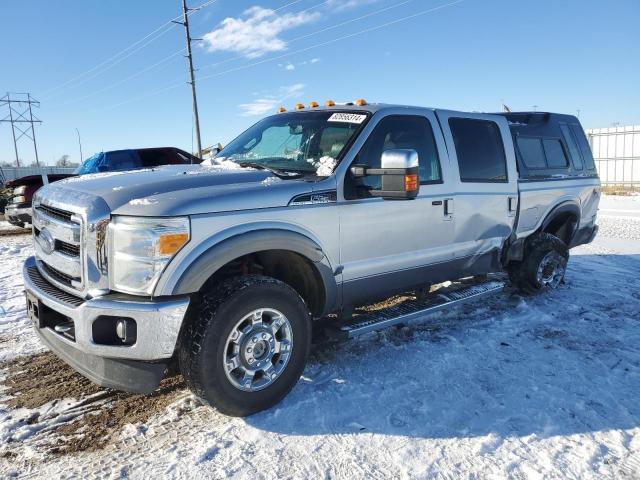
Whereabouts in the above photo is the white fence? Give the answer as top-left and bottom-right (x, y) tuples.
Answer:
(0, 166), (76, 183)
(586, 125), (640, 190)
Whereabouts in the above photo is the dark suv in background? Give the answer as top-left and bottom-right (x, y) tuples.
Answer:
(4, 147), (199, 227)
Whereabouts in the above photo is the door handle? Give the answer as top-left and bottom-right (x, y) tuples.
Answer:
(508, 196), (517, 217)
(444, 198), (454, 220)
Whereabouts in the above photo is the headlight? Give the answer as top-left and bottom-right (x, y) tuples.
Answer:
(108, 216), (190, 295)
(13, 186), (27, 195)
(12, 195), (26, 204)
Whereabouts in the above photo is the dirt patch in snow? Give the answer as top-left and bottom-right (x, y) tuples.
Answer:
(50, 375), (186, 455)
(1, 352), (188, 455)
(2, 352), (103, 409)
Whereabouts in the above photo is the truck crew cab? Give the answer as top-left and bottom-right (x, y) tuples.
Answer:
(23, 101), (599, 416)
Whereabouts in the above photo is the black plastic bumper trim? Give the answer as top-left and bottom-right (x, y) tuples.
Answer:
(35, 324), (166, 394)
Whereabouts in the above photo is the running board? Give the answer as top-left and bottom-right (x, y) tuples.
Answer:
(335, 280), (505, 338)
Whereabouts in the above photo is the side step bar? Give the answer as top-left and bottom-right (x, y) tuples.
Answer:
(336, 280), (505, 338)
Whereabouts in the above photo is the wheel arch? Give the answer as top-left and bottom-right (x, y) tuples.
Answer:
(167, 229), (339, 318)
(539, 200), (581, 245)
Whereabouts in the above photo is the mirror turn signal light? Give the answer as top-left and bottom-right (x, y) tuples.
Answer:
(277, 106), (286, 113)
(355, 98), (367, 106)
(295, 103), (305, 110)
(404, 174), (418, 192)
(325, 100), (335, 107)
(309, 101), (319, 108)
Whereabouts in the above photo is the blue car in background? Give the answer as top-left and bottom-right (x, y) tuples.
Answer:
(5, 147), (200, 226)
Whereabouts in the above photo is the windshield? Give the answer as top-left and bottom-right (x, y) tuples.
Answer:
(214, 111), (369, 176)
(74, 152), (105, 175)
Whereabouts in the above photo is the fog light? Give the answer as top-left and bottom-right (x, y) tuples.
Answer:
(116, 318), (137, 345)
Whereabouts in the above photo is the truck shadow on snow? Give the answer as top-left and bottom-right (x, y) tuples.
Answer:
(244, 252), (640, 440)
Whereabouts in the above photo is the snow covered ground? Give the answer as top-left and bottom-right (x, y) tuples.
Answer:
(0, 196), (639, 479)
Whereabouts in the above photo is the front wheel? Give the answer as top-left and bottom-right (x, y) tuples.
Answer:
(508, 232), (569, 294)
(179, 275), (311, 416)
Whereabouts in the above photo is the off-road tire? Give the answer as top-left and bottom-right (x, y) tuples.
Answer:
(178, 275), (311, 416)
(507, 232), (569, 294)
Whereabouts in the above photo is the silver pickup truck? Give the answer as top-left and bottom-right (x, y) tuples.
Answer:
(23, 101), (600, 416)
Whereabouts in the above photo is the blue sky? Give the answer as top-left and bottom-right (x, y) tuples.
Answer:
(1, 0), (638, 165)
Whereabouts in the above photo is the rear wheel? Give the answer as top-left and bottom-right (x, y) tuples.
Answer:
(508, 232), (569, 294)
(179, 275), (311, 416)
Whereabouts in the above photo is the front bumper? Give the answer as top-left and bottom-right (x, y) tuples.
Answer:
(23, 256), (190, 393)
(5, 205), (32, 225)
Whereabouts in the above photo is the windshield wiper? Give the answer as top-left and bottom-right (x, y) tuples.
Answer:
(237, 162), (304, 179)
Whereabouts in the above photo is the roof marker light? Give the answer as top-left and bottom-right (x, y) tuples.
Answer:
(277, 106), (286, 113)
(325, 100), (335, 107)
(355, 98), (367, 106)
(309, 101), (319, 108)
(295, 103), (305, 110)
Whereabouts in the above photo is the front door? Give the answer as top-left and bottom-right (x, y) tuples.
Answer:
(338, 110), (456, 307)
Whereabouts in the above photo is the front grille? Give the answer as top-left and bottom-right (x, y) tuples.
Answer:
(26, 265), (84, 307)
(34, 227), (80, 258)
(36, 204), (75, 223)
(57, 241), (80, 257)
(40, 261), (78, 287)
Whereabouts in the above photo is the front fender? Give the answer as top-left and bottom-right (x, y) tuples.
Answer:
(160, 228), (339, 315)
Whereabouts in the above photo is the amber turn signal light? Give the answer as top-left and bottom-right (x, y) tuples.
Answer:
(159, 233), (189, 255)
(404, 174), (418, 192)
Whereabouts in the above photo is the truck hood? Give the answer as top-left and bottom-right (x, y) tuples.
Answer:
(40, 164), (315, 216)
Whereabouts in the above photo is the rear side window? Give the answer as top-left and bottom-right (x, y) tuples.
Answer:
(542, 139), (568, 168)
(105, 150), (141, 171)
(449, 118), (507, 182)
(560, 124), (583, 170)
(138, 149), (178, 167)
(570, 124), (596, 170)
(517, 137), (546, 169)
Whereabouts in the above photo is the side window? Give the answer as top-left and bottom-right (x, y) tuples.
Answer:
(139, 149), (172, 167)
(542, 139), (568, 168)
(352, 115), (442, 191)
(517, 137), (546, 169)
(560, 124), (583, 170)
(449, 118), (507, 182)
(570, 124), (596, 170)
(105, 150), (141, 171)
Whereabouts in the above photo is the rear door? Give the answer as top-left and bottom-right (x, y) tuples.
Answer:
(435, 111), (518, 266)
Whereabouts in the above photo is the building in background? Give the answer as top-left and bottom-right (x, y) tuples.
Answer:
(587, 125), (640, 191)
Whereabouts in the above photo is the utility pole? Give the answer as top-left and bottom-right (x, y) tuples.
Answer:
(75, 128), (83, 162)
(175, 0), (203, 158)
(0, 92), (42, 166)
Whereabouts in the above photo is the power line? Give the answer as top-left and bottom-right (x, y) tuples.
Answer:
(50, 0), (326, 108)
(42, 0), (219, 99)
(55, 48), (186, 107)
(103, 0), (464, 111)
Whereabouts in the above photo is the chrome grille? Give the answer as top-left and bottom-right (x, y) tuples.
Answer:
(32, 202), (84, 294)
(26, 265), (84, 307)
(39, 261), (78, 286)
(35, 204), (74, 223)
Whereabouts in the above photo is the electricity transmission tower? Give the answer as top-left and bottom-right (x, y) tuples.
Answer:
(0, 92), (42, 166)
(175, 0), (203, 158)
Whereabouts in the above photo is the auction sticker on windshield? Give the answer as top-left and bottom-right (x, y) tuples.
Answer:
(328, 113), (367, 124)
